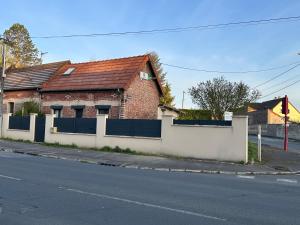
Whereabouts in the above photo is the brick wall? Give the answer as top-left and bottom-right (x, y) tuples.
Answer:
(3, 90), (40, 113)
(41, 91), (121, 118)
(123, 62), (161, 119)
(3, 63), (161, 119)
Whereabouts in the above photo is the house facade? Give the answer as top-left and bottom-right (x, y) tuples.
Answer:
(3, 55), (163, 119)
(3, 61), (70, 114)
(247, 98), (300, 125)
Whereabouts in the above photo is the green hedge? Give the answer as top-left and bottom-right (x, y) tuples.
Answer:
(178, 109), (212, 120)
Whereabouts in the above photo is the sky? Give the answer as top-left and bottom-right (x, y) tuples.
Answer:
(1, 0), (300, 109)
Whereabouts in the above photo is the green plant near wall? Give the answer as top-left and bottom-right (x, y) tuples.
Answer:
(178, 109), (212, 120)
(14, 100), (43, 116)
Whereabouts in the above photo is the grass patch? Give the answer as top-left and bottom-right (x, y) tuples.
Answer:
(43, 142), (78, 149)
(42, 141), (147, 156)
(248, 141), (258, 163)
(1, 137), (32, 144)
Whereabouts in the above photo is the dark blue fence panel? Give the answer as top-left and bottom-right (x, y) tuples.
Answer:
(106, 119), (161, 138)
(9, 116), (30, 130)
(54, 118), (97, 134)
(173, 119), (232, 126)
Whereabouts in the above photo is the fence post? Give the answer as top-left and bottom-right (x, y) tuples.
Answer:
(257, 125), (262, 162)
(29, 113), (37, 142)
(96, 114), (108, 148)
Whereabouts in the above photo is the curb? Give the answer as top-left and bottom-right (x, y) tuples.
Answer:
(1, 148), (300, 176)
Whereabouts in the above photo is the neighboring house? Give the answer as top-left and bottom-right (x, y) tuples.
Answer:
(247, 98), (300, 125)
(4, 54), (163, 119)
(157, 104), (180, 119)
(3, 61), (70, 114)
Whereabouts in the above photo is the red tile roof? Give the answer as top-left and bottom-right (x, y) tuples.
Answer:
(42, 54), (163, 94)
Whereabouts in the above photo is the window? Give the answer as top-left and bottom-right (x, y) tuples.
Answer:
(71, 105), (85, 118)
(50, 105), (63, 118)
(53, 109), (62, 118)
(63, 67), (75, 76)
(75, 109), (83, 118)
(95, 105), (111, 115)
(8, 102), (14, 114)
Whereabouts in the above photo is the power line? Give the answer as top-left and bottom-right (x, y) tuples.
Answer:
(11, 15), (300, 39)
(162, 61), (300, 74)
(259, 78), (300, 99)
(253, 63), (300, 89)
(263, 73), (300, 91)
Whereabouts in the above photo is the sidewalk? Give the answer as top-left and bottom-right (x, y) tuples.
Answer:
(0, 139), (299, 175)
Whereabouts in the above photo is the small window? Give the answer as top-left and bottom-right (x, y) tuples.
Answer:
(50, 105), (63, 117)
(71, 105), (85, 118)
(98, 108), (109, 115)
(53, 109), (62, 118)
(63, 67), (75, 75)
(8, 102), (14, 114)
(75, 109), (83, 118)
(95, 105), (111, 115)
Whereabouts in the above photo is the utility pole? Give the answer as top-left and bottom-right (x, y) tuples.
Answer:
(281, 95), (289, 152)
(0, 38), (6, 136)
(181, 91), (185, 109)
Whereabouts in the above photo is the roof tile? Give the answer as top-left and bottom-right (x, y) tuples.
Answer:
(42, 54), (158, 92)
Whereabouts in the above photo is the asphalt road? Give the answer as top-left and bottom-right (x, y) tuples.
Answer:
(0, 151), (299, 225)
(249, 135), (300, 153)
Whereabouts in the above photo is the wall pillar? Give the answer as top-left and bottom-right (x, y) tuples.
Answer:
(96, 114), (108, 148)
(29, 113), (37, 142)
(2, 113), (12, 138)
(232, 115), (248, 163)
(44, 114), (55, 143)
(160, 115), (174, 152)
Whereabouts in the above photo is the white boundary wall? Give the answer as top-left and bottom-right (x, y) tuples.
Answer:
(2, 113), (37, 142)
(43, 114), (248, 162)
(0, 113), (248, 162)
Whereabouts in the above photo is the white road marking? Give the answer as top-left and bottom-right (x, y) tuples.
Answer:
(237, 175), (255, 179)
(65, 188), (226, 221)
(0, 174), (22, 181)
(277, 178), (298, 184)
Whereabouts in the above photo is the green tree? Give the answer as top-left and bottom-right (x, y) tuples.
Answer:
(149, 52), (175, 107)
(189, 76), (260, 120)
(2, 23), (41, 69)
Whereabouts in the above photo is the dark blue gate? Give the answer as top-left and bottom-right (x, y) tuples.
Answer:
(54, 118), (97, 134)
(9, 116), (30, 130)
(35, 116), (46, 142)
(106, 119), (161, 137)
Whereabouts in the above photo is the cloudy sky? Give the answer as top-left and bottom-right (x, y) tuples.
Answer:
(1, 0), (300, 108)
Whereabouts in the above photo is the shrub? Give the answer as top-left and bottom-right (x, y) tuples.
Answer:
(248, 142), (258, 162)
(178, 109), (212, 120)
(14, 100), (43, 116)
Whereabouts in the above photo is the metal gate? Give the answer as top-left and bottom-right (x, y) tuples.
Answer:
(34, 116), (46, 142)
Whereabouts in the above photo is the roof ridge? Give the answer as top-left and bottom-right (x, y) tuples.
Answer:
(70, 54), (149, 66)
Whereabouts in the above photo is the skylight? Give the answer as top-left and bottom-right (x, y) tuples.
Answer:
(63, 67), (75, 75)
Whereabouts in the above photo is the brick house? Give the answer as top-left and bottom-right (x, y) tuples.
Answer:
(4, 54), (163, 119)
(3, 61), (70, 114)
